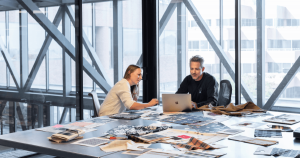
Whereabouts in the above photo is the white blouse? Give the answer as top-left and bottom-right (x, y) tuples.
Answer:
(98, 79), (135, 116)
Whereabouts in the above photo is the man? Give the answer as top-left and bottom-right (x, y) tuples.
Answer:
(176, 55), (219, 108)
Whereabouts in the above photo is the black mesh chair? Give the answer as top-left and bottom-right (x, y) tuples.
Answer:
(88, 90), (101, 117)
(218, 80), (232, 107)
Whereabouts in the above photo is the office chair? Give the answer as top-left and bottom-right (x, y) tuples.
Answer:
(218, 80), (232, 107)
(88, 90), (101, 117)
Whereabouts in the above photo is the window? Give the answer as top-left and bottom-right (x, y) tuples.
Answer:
(242, 63), (252, 73)
(266, 19), (273, 26)
(188, 41), (199, 51)
(200, 40), (208, 50)
(229, 40), (254, 51)
(205, 19), (211, 26)
(241, 40), (254, 50)
(224, 19), (234, 26)
(292, 40), (300, 50)
(268, 40), (291, 50)
(241, 19), (256, 26)
(277, 19), (300, 26)
(189, 20), (197, 27)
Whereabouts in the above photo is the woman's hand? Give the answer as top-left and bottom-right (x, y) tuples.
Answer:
(148, 98), (159, 106)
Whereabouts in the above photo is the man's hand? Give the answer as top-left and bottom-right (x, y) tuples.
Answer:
(191, 101), (197, 109)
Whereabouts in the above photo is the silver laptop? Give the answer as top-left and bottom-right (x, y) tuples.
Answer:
(162, 94), (192, 112)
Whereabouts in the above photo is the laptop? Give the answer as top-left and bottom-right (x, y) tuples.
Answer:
(162, 94), (192, 112)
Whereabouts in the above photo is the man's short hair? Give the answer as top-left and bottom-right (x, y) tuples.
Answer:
(190, 55), (204, 68)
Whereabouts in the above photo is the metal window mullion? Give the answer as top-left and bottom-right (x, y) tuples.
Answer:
(5, 11), (9, 88)
(92, 3), (96, 91)
(45, 7), (49, 92)
(177, 2), (186, 88)
(219, 0), (223, 82)
(113, 0), (123, 84)
(235, 0), (241, 105)
(257, 0), (265, 108)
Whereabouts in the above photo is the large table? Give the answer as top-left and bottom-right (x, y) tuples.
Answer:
(0, 108), (299, 158)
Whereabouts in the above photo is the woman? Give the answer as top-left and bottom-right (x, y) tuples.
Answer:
(98, 65), (159, 116)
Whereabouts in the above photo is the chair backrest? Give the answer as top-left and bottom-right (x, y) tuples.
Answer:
(88, 90), (101, 117)
(218, 80), (232, 107)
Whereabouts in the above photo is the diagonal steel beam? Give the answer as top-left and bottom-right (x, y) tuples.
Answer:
(65, 5), (112, 85)
(0, 0), (19, 9)
(23, 6), (63, 92)
(159, 0), (177, 36)
(16, 103), (27, 131)
(0, 37), (20, 90)
(263, 56), (300, 110)
(136, 54), (143, 67)
(0, 101), (7, 115)
(17, 0), (111, 93)
(59, 107), (68, 124)
(183, 0), (254, 103)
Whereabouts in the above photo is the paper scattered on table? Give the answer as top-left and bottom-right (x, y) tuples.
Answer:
(100, 140), (134, 152)
(123, 148), (152, 155)
(217, 129), (245, 135)
(72, 137), (109, 147)
(263, 114), (300, 125)
(254, 129), (282, 138)
(228, 135), (278, 146)
(127, 143), (151, 151)
(151, 149), (184, 155)
(136, 151), (178, 158)
(231, 121), (266, 128)
(254, 147), (300, 157)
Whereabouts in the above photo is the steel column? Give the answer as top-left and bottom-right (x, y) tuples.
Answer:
(16, 103), (27, 131)
(75, 0), (84, 120)
(113, 0), (123, 84)
(8, 101), (16, 133)
(219, 0), (223, 82)
(177, 2), (186, 88)
(257, 0), (265, 108)
(235, 0), (241, 105)
(19, 9), (28, 93)
(142, 0), (159, 102)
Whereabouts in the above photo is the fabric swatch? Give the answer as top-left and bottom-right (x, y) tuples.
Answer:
(106, 125), (170, 136)
(189, 122), (230, 133)
(254, 129), (282, 138)
(159, 114), (213, 125)
(109, 113), (141, 120)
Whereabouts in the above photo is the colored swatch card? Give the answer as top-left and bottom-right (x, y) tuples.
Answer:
(228, 135), (278, 146)
(188, 120), (215, 126)
(53, 124), (63, 128)
(267, 125), (293, 132)
(231, 121), (266, 128)
(217, 129), (245, 135)
(72, 137), (109, 147)
(184, 151), (225, 158)
(189, 122), (230, 133)
(263, 114), (300, 125)
(254, 129), (282, 138)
